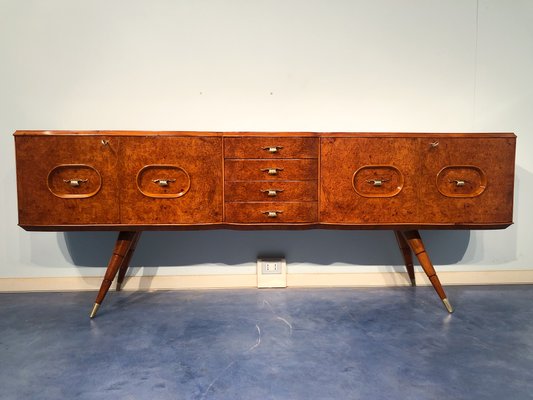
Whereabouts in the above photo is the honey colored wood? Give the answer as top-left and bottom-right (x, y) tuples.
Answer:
(225, 202), (317, 223)
(116, 231), (142, 291)
(401, 230), (449, 307)
(419, 137), (515, 224)
(90, 231), (137, 318)
(320, 137), (420, 223)
(13, 131), (516, 315)
(224, 159), (318, 181)
(14, 131), (515, 138)
(15, 135), (120, 226)
(119, 137), (223, 224)
(224, 181), (318, 202)
(224, 137), (319, 159)
(394, 231), (416, 286)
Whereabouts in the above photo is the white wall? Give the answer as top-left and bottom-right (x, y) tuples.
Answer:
(1, 0), (532, 280)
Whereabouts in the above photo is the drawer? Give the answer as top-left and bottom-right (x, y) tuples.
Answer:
(225, 181), (317, 202)
(225, 202), (317, 223)
(225, 159), (317, 181)
(224, 137), (318, 159)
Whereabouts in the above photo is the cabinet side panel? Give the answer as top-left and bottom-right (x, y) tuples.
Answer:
(119, 137), (223, 224)
(15, 136), (120, 226)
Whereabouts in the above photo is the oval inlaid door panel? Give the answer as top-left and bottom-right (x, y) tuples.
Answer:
(47, 164), (102, 199)
(436, 165), (487, 198)
(352, 165), (404, 198)
(136, 165), (191, 198)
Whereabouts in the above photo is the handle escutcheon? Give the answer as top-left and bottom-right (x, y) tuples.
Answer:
(261, 167), (284, 176)
(262, 146), (283, 154)
(152, 178), (176, 187)
(262, 210), (283, 218)
(260, 189), (284, 197)
(64, 178), (88, 187)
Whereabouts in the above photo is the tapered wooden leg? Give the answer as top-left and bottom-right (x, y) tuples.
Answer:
(90, 231), (138, 318)
(116, 232), (142, 291)
(401, 230), (454, 313)
(394, 230), (416, 286)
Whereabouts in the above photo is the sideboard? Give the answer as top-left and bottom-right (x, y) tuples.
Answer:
(14, 131), (516, 317)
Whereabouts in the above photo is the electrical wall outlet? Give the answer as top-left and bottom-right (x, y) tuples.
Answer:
(262, 260), (282, 274)
(257, 258), (287, 288)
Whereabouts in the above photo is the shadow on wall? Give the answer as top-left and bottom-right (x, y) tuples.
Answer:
(59, 163), (531, 270)
(61, 229), (471, 268)
(51, 161), (533, 267)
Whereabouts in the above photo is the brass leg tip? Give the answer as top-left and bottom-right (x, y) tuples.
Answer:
(89, 303), (100, 319)
(410, 277), (416, 287)
(442, 298), (454, 313)
(116, 282), (122, 291)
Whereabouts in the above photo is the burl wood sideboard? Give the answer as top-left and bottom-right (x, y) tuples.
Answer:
(14, 131), (516, 317)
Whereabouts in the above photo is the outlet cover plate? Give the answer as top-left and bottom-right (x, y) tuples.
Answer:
(257, 258), (287, 288)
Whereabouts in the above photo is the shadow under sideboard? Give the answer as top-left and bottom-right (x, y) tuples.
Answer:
(58, 229), (471, 269)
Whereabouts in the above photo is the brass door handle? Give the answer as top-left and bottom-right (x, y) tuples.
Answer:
(262, 146), (283, 154)
(260, 189), (284, 197)
(262, 210), (283, 218)
(261, 167), (284, 176)
(366, 178), (389, 187)
(152, 178), (176, 187)
(63, 178), (88, 187)
(451, 179), (467, 187)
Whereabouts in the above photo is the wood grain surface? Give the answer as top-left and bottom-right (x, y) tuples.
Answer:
(224, 137), (318, 159)
(14, 131), (515, 230)
(225, 202), (317, 223)
(118, 136), (223, 224)
(15, 135), (120, 225)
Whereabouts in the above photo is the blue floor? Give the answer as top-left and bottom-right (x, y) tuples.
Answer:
(1, 286), (533, 400)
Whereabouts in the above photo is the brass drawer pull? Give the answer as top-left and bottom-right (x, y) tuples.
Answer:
(430, 141), (440, 148)
(260, 189), (284, 197)
(63, 178), (88, 187)
(262, 146), (283, 154)
(366, 178), (389, 187)
(262, 210), (283, 218)
(451, 179), (467, 187)
(261, 167), (284, 176)
(152, 178), (176, 187)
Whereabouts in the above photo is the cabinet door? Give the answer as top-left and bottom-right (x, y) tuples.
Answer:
(320, 137), (419, 224)
(119, 137), (223, 224)
(419, 137), (515, 224)
(15, 136), (119, 227)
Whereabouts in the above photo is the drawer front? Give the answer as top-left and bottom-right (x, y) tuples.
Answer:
(224, 137), (318, 159)
(15, 136), (120, 226)
(320, 137), (419, 223)
(419, 137), (515, 224)
(225, 202), (317, 223)
(225, 159), (317, 181)
(225, 181), (317, 202)
(119, 137), (223, 224)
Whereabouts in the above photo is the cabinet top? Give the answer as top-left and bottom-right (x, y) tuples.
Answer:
(13, 130), (516, 138)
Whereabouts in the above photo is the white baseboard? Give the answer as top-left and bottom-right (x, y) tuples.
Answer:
(1, 270), (533, 292)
